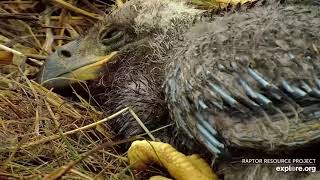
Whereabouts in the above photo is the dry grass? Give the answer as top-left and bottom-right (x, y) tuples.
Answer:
(0, 74), (135, 179)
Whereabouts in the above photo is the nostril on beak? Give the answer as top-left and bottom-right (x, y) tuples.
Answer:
(58, 49), (72, 58)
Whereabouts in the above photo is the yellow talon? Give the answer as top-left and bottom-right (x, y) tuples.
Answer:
(149, 176), (173, 180)
(128, 140), (217, 180)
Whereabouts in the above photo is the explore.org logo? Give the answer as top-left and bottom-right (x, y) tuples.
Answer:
(275, 165), (317, 173)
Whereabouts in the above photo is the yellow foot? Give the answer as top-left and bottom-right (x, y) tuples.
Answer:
(128, 140), (217, 180)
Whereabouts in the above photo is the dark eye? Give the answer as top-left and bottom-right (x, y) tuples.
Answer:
(100, 27), (124, 45)
(58, 49), (72, 58)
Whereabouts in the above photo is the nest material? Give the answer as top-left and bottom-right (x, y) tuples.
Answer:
(0, 74), (132, 179)
(165, 3), (320, 152)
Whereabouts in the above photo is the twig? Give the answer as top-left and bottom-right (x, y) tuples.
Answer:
(0, 13), (38, 21)
(25, 54), (47, 60)
(51, 0), (102, 20)
(0, 44), (24, 57)
(69, 169), (94, 180)
(42, 6), (54, 54)
(80, 0), (106, 15)
(129, 108), (156, 141)
(26, 58), (43, 67)
(19, 107), (129, 149)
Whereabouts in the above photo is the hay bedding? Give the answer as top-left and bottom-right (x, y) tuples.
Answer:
(0, 77), (125, 179)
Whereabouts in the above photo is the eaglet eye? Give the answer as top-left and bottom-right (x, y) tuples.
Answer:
(100, 27), (125, 46)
